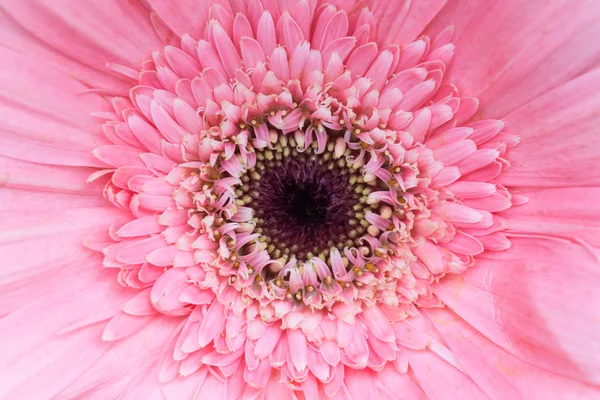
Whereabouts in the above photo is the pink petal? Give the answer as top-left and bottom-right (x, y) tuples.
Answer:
(393, 321), (429, 350)
(365, 49), (395, 91)
(439, 231), (484, 256)
(318, 10), (348, 51)
(411, 239), (444, 274)
(499, 68), (600, 187)
(431, 166), (461, 186)
(150, 267), (190, 315)
(457, 148), (500, 175)
(0, 48), (111, 149)
(254, 325), (284, 359)
(0, 207), (122, 245)
(280, 12), (304, 51)
(409, 348), (489, 400)
(287, 328), (308, 372)
(434, 237), (600, 384)
(150, 100), (188, 143)
(94, 146), (144, 168)
(4, 0), (162, 70)
(319, 340), (341, 366)
(257, 11), (277, 56)
(0, 263), (180, 399)
(233, 13), (253, 45)
(321, 36), (357, 66)
(307, 346), (330, 382)
(467, 120), (504, 146)
(344, 367), (378, 400)
(270, 46), (290, 82)
(164, 45), (201, 79)
(127, 116), (164, 154)
(0, 188), (107, 212)
(0, 11), (127, 93)
(462, 193), (511, 212)
(244, 357), (271, 388)
(346, 42), (378, 78)
(146, 245), (178, 267)
(0, 324), (108, 399)
(427, 307), (600, 400)
(369, 0), (447, 46)
(433, 139), (477, 166)
(0, 157), (106, 195)
(102, 311), (153, 341)
(60, 318), (181, 399)
(361, 306), (395, 343)
(477, 232), (511, 251)
(377, 363), (426, 399)
(0, 133), (108, 168)
(117, 236), (167, 265)
(211, 20), (242, 78)
(198, 300), (226, 347)
(117, 216), (163, 237)
(264, 376), (296, 400)
(447, 181), (497, 199)
(122, 288), (156, 316)
(501, 187), (600, 247)
(440, 0), (600, 117)
(344, 325), (369, 367)
(147, 0), (224, 38)
(432, 202), (483, 224)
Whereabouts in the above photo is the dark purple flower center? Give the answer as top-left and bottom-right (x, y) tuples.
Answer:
(238, 138), (366, 261)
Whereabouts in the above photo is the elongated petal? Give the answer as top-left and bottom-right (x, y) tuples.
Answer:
(434, 237), (600, 384)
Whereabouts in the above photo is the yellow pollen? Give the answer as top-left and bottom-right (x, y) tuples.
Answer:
(374, 249), (387, 257)
(365, 263), (379, 273)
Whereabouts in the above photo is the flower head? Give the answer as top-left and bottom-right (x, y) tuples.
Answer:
(1, 0), (600, 399)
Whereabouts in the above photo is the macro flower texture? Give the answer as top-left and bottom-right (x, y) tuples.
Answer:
(1, 0), (600, 398)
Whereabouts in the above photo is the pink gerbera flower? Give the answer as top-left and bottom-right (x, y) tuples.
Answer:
(1, 0), (599, 398)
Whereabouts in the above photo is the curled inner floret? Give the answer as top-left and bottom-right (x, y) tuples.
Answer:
(183, 119), (424, 309)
